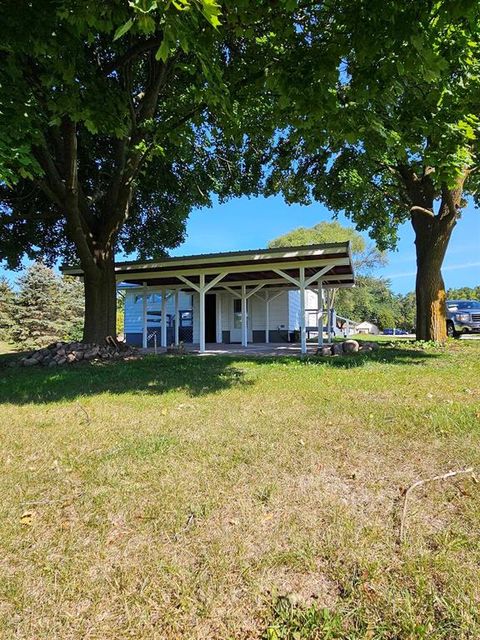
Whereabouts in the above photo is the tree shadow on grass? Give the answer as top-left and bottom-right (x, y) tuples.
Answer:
(0, 355), (252, 405)
(241, 345), (441, 369)
(0, 345), (440, 405)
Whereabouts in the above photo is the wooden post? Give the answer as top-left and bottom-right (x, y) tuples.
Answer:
(216, 293), (222, 343)
(299, 267), (306, 354)
(174, 289), (179, 345)
(241, 284), (247, 347)
(265, 290), (270, 344)
(199, 274), (205, 353)
(142, 282), (148, 348)
(317, 280), (323, 347)
(326, 289), (332, 342)
(161, 288), (167, 347)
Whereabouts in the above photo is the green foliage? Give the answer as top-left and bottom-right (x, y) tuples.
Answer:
(0, 0), (296, 271)
(263, 597), (343, 640)
(0, 278), (15, 341)
(268, 220), (386, 273)
(334, 276), (411, 329)
(447, 285), (480, 300)
(266, 1), (480, 249)
(269, 220), (366, 253)
(8, 263), (85, 348)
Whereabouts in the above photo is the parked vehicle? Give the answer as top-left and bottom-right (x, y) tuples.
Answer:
(382, 328), (408, 335)
(446, 300), (480, 338)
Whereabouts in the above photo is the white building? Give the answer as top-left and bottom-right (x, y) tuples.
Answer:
(68, 242), (355, 355)
(356, 321), (380, 335)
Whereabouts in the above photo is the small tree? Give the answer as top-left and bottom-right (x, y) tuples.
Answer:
(10, 263), (67, 348)
(0, 277), (15, 342)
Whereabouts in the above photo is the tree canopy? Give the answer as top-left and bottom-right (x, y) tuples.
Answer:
(265, 0), (480, 340)
(0, 0), (297, 341)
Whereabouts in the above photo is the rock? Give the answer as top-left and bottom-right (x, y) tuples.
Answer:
(48, 360), (58, 367)
(74, 351), (84, 361)
(316, 346), (333, 357)
(343, 339), (360, 354)
(22, 357), (38, 366)
(66, 353), (76, 363)
(359, 345), (373, 352)
(332, 343), (344, 355)
(57, 357), (67, 366)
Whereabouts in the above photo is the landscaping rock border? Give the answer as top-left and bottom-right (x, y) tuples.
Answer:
(19, 340), (138, 367)
(315, 339), (379, 356)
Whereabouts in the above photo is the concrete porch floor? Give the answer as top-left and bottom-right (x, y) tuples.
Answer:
(141, 342), (325, 356)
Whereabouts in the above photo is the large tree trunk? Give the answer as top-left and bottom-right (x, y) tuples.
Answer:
(82, 250), (117, 343)
(413, 214), (454, 342)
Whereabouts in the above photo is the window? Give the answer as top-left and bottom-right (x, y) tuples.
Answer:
(180, 310), (193, 327)
(134, 293), (162, 304)
(233, 299), (247, 329)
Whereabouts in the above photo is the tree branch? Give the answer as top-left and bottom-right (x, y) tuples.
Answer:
(101, 37), (164, 75)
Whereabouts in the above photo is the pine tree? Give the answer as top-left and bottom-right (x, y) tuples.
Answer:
(0, 277), (15, 341)
(61, 276), (85, 342)
(10, 263), (68, 348)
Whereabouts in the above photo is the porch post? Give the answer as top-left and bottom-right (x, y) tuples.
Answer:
(317, 280), (323, 347)
(161, 288), (167, 347)
(265, 290), (270, 344)
(174, 289), (179, 345)
(142, 281), (148, 349)
(216, 293), (222, 343)
(199, 274), (206, 353)
(326, 289), (332, 342)
(241, 284), (248, 347)
(299, 267), (307, 354)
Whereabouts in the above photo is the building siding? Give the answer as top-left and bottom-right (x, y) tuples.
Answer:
(124, 289), (193, 344)
(124, 286), (322, 345)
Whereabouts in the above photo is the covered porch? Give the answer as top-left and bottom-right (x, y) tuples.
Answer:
(143, 342), (324, 356)
(115, 242), (355, 355)
(67, 242), (355, 355)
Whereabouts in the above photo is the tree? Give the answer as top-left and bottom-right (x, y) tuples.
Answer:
(268, 220), (385, 273)
(9, 264), (86, 348)
(447, 285), (480, 300)
(61, 276), (86, 342)
(11, 263), (66, 348)
(0, 1), (296, 342)
(0, 277), (15, 341)
(266, 0), (480, 341)
(269, 220), (390, 323)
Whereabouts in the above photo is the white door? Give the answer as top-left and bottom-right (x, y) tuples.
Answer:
(230, 298), (249, 343)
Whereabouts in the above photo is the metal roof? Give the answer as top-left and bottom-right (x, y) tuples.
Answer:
(63, 242), (355, 290)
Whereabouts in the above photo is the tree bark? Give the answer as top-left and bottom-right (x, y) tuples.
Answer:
(412, 211), (455, 342)
(82, 249), (117, 343)
(399, 166), (467, 343)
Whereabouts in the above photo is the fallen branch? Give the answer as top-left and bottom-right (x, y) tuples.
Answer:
(76, 402), (91, 424)
(399, 467), (476, 544)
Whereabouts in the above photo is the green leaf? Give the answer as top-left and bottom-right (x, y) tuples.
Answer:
(155, 38), (170, 62)
(113, 18), (133, 41)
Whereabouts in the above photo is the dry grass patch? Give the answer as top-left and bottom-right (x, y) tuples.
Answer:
(0, 340), (479, 638)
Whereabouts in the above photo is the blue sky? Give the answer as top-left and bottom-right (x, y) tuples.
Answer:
(2, 195), (479, 293)
(169, 195), (480, 294)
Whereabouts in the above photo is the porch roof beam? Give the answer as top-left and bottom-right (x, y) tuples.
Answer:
(245, 283), (265, 299)
(304, 265), (332, 288)
(221, 285), (242, 299)
(114, 256), (351, 282)
(273, 268), (301, 287)
(177, 275), (200, 292)
(120, 275), (354, 293)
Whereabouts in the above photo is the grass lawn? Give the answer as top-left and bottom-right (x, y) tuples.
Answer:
(0, 340), (479, 639)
